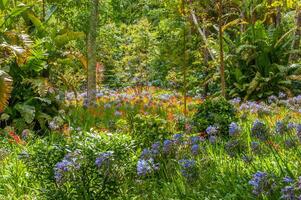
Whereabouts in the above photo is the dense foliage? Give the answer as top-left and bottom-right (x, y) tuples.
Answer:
(1, 0), (301, 199)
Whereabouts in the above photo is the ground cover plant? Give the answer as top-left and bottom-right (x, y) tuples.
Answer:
(1, 0), (301, 199)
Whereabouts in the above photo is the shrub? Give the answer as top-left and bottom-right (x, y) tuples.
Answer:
(22, 131), (137, 199)
(129, 114), (170, 148)
(193, 97), (238, 137)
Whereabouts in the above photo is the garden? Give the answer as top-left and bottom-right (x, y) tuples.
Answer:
(1, 0), (301, 199)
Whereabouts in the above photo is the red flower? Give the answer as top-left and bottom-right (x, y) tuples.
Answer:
(8, 131), (23, 144)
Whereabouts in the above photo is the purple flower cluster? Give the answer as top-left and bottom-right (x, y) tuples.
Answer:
(275, 121), (287, 134)
(251, 141), (261, 154)
(151, 141), (161, 156)
(280, 176), (301, 200)
(249, 171), (274, 196)
(54, 150), (82, 184)
(230, 97), (241, 105)
(239, 101), (271, 115)
(297, 124), (301, 142)
(281, 186), (295, 200)
(229, 122), (240, 137)
(191, 144), (199, 155)
(137, 158), (159, 176)
(163, 139), (174, 154)
(268, 95), (278, 104)
(251, 120), (269, 141)
(206, 125), (218, 144)
(178, 159), (197, 180)
(95, 151), (113, 168)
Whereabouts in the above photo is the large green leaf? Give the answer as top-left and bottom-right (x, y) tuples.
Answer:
(15, 104), (35, 124)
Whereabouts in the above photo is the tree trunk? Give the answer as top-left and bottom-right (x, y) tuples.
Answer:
(87, 0), (99, 108)
(275, 6), (281, 27)
(218, 0), (226, 98)
(203, 27), (209, 97)
(289, 8), (301, 63)
(240, 0), (246, 32)
(42, 0), (45, 21)
(182, 0), (187, 116)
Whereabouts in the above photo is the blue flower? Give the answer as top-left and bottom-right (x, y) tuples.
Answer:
(287, 123), (296, 131)
(191, 144), (199, 155)
(137, 158), (159, 176)
(229, 122), (240, 137)
(114, 111), (122, 116)
(95, 151), (113, 168)
(163, 140), (173, 154)
(281, 186), (295, 200)
(206, 125), (218, 135)
(230, 97), (241, 105)
(283, 176), (294, 184)
(178, 159), (197, 179)
(173, 134), (183, 142)
(140, 148), (151, 159)
(251, 120), (269, 141)
(268, 95), (278, 104)
(190, 136), (201, 144)
(54, 150), (82, 184)
(251, 141), (260, 153)
(209, 135), (217, 144)
(151, 141), (161, 156)
(297, 124), (301, 142)
(275, 121), (287, 134)
(249, 171), (274, 196)
(279, 92), (286, 99)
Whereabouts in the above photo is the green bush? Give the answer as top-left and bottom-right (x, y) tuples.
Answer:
(193, 97), (238, 137)
(129, 114), (170, 148)
(22, 131), (137, 199)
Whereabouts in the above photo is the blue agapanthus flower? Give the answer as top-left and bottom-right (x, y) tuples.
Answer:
(229, 122), (240, 137)
(251, 120), (269, 141)
(178, 159), (197, 180)
(173, 134), (183, 142)
(251, 141), (260, 153)
(137, 158), (159, 176)
(191, 144), (199, 155)
(287, 123), (296, 131)
(209, 135), (217, 144)
(283, 176), (294, 184)
(281, 186), (295, 200)
(95, 151), (113, 168)
(190, 136), (201, 145)
(151, 141), (161, 156)
(275, 121), (286, 134)
(206, 125), (218, 135)
(163, 139), (174, 154)
(296, 124), (301, 142)
(249, 171), (274, 196)
(54, 150), (82, 184)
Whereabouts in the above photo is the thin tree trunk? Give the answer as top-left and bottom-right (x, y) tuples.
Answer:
(218, 0), (226, 98)
(42, 0), (45, 21)
(240, 0), (246, 32)
(182, 0), (187, 116)
(203, 26), (209, 97)
(87, 0), (99, 108)
(289, 7), (301, 63)
(275, 6), (281, 27)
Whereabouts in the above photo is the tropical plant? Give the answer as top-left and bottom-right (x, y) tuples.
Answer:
(0, 70), (12, 112)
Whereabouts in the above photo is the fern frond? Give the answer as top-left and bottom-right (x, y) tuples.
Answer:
(0, 70), (12, 112)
